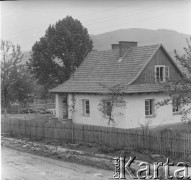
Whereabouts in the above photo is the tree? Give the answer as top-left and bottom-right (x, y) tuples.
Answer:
(29, 16), (93, 90)
(1, 40), (23, 114)
(160, 37), (191, 122)
(10, 66), (36, 107)
(1, 40), (35, 114)
(98, 84), (126, 126)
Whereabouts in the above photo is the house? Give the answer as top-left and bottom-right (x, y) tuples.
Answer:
(50, 41), (184, 129)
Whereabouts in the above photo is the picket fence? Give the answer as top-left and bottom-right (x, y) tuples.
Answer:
(1, 118), (191, 159)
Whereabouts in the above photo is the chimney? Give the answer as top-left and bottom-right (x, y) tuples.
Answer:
(119, 41), (137, 57)
(111, 44), (120, 50)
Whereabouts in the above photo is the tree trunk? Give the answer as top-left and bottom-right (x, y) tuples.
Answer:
(4, 87), (7, 118)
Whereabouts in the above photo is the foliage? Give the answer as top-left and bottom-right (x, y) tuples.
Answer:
(139, 119), (152, 131)
(1, 40), (23, 108)
(33, 84), (53, 102)
(98, 84), (126, 126)
(29, 16), (93, 90)
(1, 40), (35, 108)
(10, 66), (36, 106)
(160, 37), (191, 122)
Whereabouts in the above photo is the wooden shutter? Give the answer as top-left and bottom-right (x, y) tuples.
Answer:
(81, 99), (84, 116)
(145, 100), (150, 115)
(165, 66), (169, 81)
(155, 66), (157, 82)
(151, 99), (155, 115)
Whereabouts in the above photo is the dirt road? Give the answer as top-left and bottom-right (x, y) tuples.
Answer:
(1, 147), (113, 180)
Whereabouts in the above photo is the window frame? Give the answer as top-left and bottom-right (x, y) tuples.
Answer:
(82, 99), (90, 116)
(155, 65), (169, 82)
(145, 99), (155, 117)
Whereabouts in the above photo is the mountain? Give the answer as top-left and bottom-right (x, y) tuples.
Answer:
(21, 28), (190, 65)
(91, 28), (190, 56)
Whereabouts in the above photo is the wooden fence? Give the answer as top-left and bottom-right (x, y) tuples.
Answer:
(1, 118), (191, 159)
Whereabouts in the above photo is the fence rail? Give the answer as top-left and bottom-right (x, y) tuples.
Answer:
(1, 118), (191, 158)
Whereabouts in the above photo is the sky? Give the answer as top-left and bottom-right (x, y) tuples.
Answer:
(1, 0), (191, 51)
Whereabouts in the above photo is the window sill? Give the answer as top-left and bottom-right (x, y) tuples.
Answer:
(155, 80), (166, 84)
(145, 114), (156, 118)
(83, 114), (90, 117)
(173, 111), (181, 115)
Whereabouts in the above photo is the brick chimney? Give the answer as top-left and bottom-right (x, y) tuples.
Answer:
(119, 41), (137, 57)
(111, 44), (120, 50)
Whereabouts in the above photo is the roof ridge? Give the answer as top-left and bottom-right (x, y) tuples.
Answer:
(94, 49), (118, 53)
(136, 44), (159, 48)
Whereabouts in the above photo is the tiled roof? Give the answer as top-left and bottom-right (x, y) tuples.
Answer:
(124, 83), (163, 93)
(50, 44), (162, 94)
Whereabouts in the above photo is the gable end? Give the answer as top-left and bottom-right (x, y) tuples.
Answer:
(132, 46), (182, 85)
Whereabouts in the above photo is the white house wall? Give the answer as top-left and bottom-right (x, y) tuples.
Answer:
(125, 94), (180, 128)
(66, 93), (183, 129)
(67, 93), (126, 128)
(55, 94), (64, 119)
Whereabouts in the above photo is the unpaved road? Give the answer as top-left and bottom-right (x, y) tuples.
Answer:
(1, 147), (113, 180)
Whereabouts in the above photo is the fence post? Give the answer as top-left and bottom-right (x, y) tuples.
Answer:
(25, 120), (26, 137)
(18, 119), (20, 136)
(30, 120), (31, 140)
(42, 121), (44, 141)
(35, 120), (37, 140)
(72, 123), (74, 144)
(8, 118), (11, 133)
(83, 125), (84, 142)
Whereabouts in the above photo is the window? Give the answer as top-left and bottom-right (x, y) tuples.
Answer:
(155, 65), (169, 82)
(145, 99), (155, 116)
(82, 99), (90, 116)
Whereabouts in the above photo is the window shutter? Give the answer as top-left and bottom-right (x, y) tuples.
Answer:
(154, 66), (157, 82)
(86, 100), (90, 115)
(81, 99), (84, 115)
(165, 66), (169, 81)
(145, 99), (155, 116)
(152, 99), (155, 115)
(145, 100), (149, 115)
